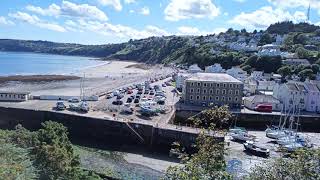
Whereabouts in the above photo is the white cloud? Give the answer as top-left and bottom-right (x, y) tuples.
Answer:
(65, 19), (169, 39)
(26, 1), (108, 21)
(26, 4), (60, 17)
(268, 0), (320, 15)
(97, 0), (122, 11)
(139, 7), (150, 15)
(9, 11), (66, 32)
(0, 16), (15, 25)
(229, 6), (307, 29)
(234, 0), (246, 2)
(177, 26), (226, 35)
(124, 0), (136, 4)
(164, 0), (220, 21)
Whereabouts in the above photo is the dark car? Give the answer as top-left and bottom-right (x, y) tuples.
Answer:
(158, 100), (165, 105)
(135, 95), (141, 99)
(126, 97), (133, 103)
(116, 95), (124, 99)
(112, 100), (123, 105)
(149, 91), (155, 95)
(134, 98), (140, 103)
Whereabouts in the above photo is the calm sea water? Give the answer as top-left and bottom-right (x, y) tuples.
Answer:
(0, 51), (105, 76)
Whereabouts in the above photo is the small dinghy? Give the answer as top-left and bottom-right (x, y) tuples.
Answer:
(244, 141), (270, 157)
(231, 131), (256, 142)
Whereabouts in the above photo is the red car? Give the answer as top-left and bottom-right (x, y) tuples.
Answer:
(254, 104), (272, 112)
(127, 90), (133, 94)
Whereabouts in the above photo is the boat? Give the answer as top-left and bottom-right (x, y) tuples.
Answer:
(231, 131), (256, 142)
(244, 141), (270, 157)
(283, 142), (304, 152)
(229, 127), (247, 134)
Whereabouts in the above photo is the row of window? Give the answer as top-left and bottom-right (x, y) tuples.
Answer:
(189, 88), (240, 95)
(0, 94), (26, 99)
(190, 82), (240, 88)
(190, 95), (239, 102)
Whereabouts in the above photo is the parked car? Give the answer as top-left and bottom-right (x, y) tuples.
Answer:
(127, 89), (133, 94)
(68, 97), (80, 103)
(134, 98), (140, 103)
(254, 104), (272, 112)
(56, 101), (66, 110)
(112, 100), (123, 105)
(116, 94), (124, 99)
(137, 90), (143, 94)
(126, 97), (133, 103)
(106, 93), (113, 99)
(149, 91), (155, 95)
(135, 95), (141, 99)
(144, 90), (149, 94)
(162, 84), (167, 87)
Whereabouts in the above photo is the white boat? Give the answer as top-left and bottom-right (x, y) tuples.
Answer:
(229, 127), (247, 134)
(266, 129), (287, 139)
(283, 142), (304, 152)
(231, 132), (256, 142)
(244, 141), (270, 157)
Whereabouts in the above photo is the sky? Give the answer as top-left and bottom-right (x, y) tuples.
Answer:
(1, 0), (320, 44)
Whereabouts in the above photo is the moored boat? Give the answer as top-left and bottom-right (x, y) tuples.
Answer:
(244, 141), (270, 157)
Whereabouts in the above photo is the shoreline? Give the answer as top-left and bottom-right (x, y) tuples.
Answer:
(0, 75), (80, 83)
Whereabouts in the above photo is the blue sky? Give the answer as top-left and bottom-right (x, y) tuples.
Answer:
(0, 0), (320, 44)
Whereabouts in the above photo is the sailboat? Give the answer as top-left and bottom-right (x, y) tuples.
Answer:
(265, 104), (288, 139)
(69, 73), (89, 112)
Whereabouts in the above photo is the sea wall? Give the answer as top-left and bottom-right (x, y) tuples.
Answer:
(0, 107), (218, 150)
(175, 110), (320, 132)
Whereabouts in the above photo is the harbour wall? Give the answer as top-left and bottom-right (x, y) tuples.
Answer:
(175, 110), (320, 132)
(0, 107), (220, 151)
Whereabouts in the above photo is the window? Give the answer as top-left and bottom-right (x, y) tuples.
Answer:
(229, 90), (233, 95)
(216, 96), (219, 100)
(190, 95), (193, 100)
(233, 84), (236, 88)
(196, 96), (200, 100)
(223, 84), (226, 88)
(217, 83), (220, 88)
(222, 89), (226, 95)
(210, 83), (213, 87)
(209, 96), (213, 100)
(235, 90), (239, 95)
(235, 97), (238, 101)
(222, 96), (225, 101)
(203, 89), (207, 94)
(197, 88), (200, 93)
(190, 89), (194, 93)
(216, 89), (220, 94)
(229, 84), (232, 88)
(228, 97), (232, 101)
(197, 82), (201, 86)
(191, 82), (194, 86)
(203, 96), (206, 100)
(236, 84), (239, 88)
(210, 89), (213, 94)
(203, 83), (207, 87)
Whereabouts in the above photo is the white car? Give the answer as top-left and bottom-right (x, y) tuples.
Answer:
(68, 97), (80, 103)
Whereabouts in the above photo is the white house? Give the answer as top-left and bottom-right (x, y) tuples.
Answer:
(187, 64), (203, 73)
(257, 44), (282, 57)
(226, 67), (248, 82)
(282, 59), (310, 66)
(273, 82), (307, 112)
(257, 80), (276, 92)
(244, 78), (258, 95)
(205, 63), (225, 73)
(304, 82), (320, 112)
(0, 92), (31, 102)
(243, 95), (282, 111)
(250, 71), (264, 80)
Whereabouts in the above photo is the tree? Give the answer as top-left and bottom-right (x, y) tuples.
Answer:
(34, 121), (81, 179)
(258, 33), (274, 46)
(298, 69), (314, 81)
(295, 47), (311, 59)
(165, 132), (232, 180)
(188, 106), (232, 129)
(247, 149), (320, 180)
(277, 65), (292, 77)
(311, 64), (320, 74)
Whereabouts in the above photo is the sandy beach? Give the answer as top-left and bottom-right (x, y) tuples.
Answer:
(0, 60), (174, 96)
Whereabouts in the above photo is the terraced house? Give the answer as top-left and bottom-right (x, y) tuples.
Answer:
(183, 73), (243, 108)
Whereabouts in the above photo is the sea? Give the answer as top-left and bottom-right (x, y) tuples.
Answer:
(0, 51), (105, 76)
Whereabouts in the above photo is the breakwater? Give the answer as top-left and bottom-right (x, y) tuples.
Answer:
(0, 107), (223, 151)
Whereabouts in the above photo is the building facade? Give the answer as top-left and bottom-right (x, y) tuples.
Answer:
(0, 92), (31, 102)
(183, 73), (243, 108)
